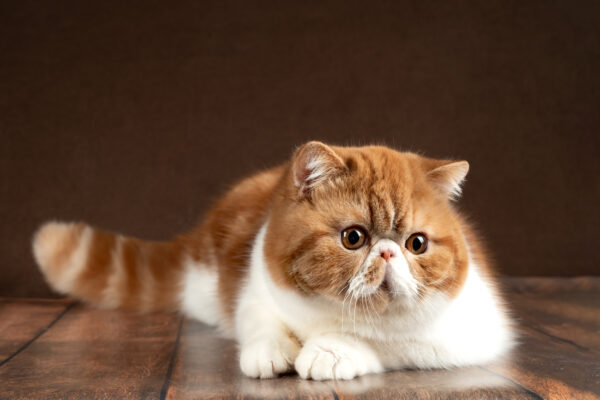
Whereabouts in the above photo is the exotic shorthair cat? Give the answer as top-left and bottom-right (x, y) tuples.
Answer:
(33, 142), (514, 380)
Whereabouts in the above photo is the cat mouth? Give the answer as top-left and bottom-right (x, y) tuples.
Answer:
(378, 266), (394, 295)
(378, 264), (400, 297)
(379, 278), (392, 294)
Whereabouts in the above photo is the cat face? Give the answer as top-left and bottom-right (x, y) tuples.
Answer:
(264, 142), (470, 313)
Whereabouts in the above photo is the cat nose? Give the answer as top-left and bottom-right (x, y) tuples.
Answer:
(380, 249), (394, 262)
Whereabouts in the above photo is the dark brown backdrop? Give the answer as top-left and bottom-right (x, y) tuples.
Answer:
(2, 1), (599, 297)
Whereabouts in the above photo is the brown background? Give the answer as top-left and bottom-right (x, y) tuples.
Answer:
(1, 1), (599, 297)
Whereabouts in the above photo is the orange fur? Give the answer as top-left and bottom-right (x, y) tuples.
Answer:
(33, 142), (483, 325)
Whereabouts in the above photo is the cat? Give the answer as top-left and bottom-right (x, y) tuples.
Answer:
(32, 141), (514, 380)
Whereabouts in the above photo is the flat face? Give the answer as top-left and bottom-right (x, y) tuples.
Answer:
(265, 146), (469, 314)
(1, 278), (598, 398)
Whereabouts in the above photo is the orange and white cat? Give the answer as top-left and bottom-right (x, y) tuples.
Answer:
(33, 142), (514, 380)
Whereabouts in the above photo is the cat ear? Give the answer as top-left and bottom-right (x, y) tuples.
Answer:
(426, 159), (470, 200)
(292, 141), (346, 196)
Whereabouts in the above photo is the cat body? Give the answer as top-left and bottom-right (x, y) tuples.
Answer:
(33, 142), (514, 380)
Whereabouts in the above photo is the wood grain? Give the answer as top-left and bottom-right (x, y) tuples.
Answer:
(330, 366), (541, 399)
(0, 299), (72, 363)
(0, 277), (599, 399)
(503, 277), (600, 350)
(165, 319), (336, 399)
(0, 303), (180, 399)
(487, 277), (600, 400)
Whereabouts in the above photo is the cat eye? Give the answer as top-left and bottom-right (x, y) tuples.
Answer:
(341, 227), (367, 250)
(405, 233), (428, 255)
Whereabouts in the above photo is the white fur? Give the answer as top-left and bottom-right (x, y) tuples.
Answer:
(33, 222), (93, 294)
(102, 235), (125, 308)
(375, 264), (514, 370)
(296, 155), (340, 191)
(180, 220), (513, 380)
(305, 157), (330, 185)
(428, 161), (469, 200)
(139, 258), (157, 313)
(295, 334), (384, 380)
(350, 239), (419, 300)
(231, 223), (514, 380)
(180, 258), (221, 326)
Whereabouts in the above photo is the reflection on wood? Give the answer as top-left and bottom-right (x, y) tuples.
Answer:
(0, 305), (180, 399)
(0, 277), (598, 399)
(0, 299), (72, 363)
(166, 319), (335, 399)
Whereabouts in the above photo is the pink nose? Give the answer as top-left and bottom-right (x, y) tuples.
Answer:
(380, 249), (394, 262)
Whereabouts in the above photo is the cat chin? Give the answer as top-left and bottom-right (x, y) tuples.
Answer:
(235, 222), (514, 371)
(34, 142), (514, 380)
(243, 224), (445, 338)
(346, 238), (422, 305)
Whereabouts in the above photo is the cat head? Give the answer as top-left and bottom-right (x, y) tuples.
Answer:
(264, 141), (471, 313)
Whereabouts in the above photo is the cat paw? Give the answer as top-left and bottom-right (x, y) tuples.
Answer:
(295, 338), (377, 380)
(239, 335), (300, 379)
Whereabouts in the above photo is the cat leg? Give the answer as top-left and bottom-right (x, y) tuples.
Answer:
(376, 334), (512, 371)
(295, 334), (384, 380)
(376, 339), (457, 370)
(236, 301), (301, 379)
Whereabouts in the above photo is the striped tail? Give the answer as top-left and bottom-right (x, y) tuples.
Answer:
(32, 221), (187, 312)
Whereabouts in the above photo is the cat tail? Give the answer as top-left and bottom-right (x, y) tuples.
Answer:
(32, 221), (188, 312)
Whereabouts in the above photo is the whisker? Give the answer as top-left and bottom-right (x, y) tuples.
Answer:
(368, 294), (381, 323)
(364, 295), (375, 330)
(360, 297), (369, 329)
(336, 282), (349, 297)
(341, 286), (352, 333)
(353, 293), (358, 336)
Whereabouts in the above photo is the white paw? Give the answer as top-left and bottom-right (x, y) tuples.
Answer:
(295, 338), (375, 380)
(239, 335), (300, 379)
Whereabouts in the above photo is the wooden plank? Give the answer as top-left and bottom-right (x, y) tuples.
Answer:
(484, 325), (600, 400)
(0, 298), (72, 363)
(330, 366), (539, 399)
(1, 278), (599, 399)
(332, 278), (600, 399)
(503, 277), (600, 294)
(0, 303), (181, 399)
(510, 293), (600, 351)
(165, 319), (336, 399)
(166, 321), (535, 400)
(487, 277), (600, 400)
(503, 277), (600, 351)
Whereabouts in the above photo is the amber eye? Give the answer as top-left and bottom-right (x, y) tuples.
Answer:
(405, 233), (428, 255)
(341, 227), (367, 250)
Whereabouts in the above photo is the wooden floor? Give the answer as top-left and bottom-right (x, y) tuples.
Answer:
(0, 278), (598, 400)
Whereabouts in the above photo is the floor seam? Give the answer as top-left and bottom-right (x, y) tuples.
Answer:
(320, 381), (340, 400)
(478, 366), (544, 400)
(520, 321), (590, 352)
(0, 301), (77, 368)
(159, 316), (184, 400)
